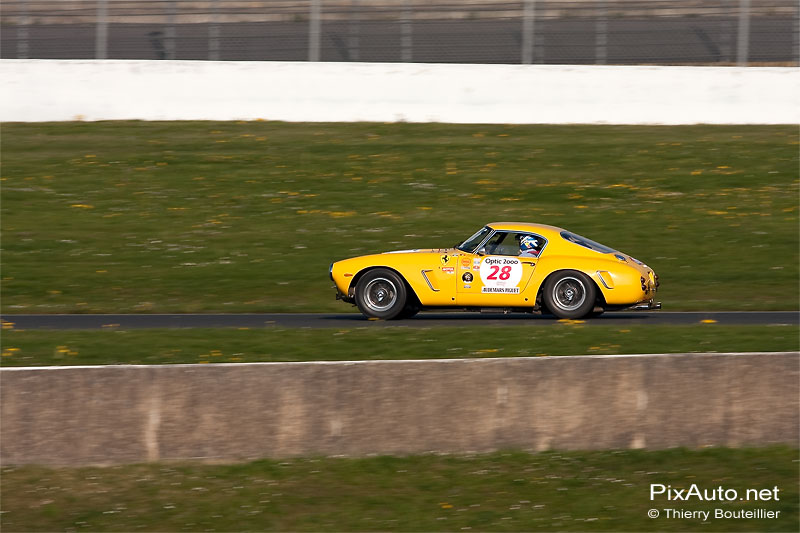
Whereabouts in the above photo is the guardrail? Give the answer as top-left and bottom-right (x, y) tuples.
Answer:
(2, 352), (797, 466)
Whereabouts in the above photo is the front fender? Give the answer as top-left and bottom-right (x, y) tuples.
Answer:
(331, 254), (455, 306)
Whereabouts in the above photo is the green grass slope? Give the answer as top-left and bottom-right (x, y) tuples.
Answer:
(1, 324), (797, 366)
(1, 122), (797, 313)
(2, 448), (796, 532)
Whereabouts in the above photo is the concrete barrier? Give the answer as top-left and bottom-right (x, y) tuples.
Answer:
(1, 352), (797, 466)
(1, 60), (798, 124)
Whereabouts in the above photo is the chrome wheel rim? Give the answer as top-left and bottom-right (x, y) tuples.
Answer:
(552, 277), (586, 312)
(363, 277), (398, 312)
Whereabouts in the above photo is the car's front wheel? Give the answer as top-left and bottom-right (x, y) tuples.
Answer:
(354, 268), (408, 320)
(543, 270), (597, 319)
(399, 303), (421, 319)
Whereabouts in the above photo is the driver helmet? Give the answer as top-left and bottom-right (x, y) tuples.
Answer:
(520, 235), (539, 253)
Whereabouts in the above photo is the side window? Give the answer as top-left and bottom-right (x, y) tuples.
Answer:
(518, 233), (546, 257)
(482, 232), (547, 257)
(481, 232), (514, 256)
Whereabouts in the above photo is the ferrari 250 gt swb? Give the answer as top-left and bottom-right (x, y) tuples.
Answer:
(329, 222), (659, 320)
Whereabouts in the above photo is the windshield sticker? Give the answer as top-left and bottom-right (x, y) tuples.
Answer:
(480, 257), (522, 294)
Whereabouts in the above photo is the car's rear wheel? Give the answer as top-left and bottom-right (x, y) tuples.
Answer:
(543, 270), (596, 319)
(355, 268), (408, 320)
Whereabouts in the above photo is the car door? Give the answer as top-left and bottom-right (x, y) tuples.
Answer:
(455, 231), (543, 307)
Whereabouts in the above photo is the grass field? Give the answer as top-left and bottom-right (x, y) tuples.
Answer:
(1, 324), (797, 366)
(1, 122), (797, 314)
(2, 447), (797, 532)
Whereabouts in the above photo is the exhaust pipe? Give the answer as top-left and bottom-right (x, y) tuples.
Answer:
(632, 300), (661, 311)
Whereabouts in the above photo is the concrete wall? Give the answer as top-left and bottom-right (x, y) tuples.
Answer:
(1, 352), (797, 466)
(1, 60), (798, 124)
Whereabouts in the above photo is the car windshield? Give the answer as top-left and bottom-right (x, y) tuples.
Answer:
(560, 231), (616, 254)
(456, 226), (492, 252)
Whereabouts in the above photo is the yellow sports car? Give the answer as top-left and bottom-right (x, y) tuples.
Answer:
(330, 222), (660, 319)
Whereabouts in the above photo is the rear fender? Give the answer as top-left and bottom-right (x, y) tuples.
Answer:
(532, 256), (631, 307)
(534, 268), (606, 311)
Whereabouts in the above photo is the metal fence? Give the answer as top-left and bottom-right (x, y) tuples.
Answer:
(1, 1), (798, 65)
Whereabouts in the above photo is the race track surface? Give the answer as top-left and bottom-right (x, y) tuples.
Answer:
(1, 311), (797, 330)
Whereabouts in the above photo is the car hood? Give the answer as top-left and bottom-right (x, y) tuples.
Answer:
(382, 248), (457, 255)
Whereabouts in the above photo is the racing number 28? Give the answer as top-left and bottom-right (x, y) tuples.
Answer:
(486, 265), (512, 280)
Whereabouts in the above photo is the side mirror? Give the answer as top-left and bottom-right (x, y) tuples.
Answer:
(477, 247), (486, 256)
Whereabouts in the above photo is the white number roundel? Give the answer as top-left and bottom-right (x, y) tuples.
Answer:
(480, 257), (522, 288)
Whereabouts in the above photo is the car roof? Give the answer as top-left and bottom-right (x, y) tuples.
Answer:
(486, 222), (565, 237)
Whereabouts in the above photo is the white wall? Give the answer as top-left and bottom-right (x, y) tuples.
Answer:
(3, 353), (798, 465)
(1, 59), (798, 124)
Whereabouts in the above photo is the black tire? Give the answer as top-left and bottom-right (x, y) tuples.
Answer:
(543, 270), (597, 319)
(354, 268), (408, 320)
(399, 303), (421, 319)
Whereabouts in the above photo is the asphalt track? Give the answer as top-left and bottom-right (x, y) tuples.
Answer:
(1, 311), (797, 330)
